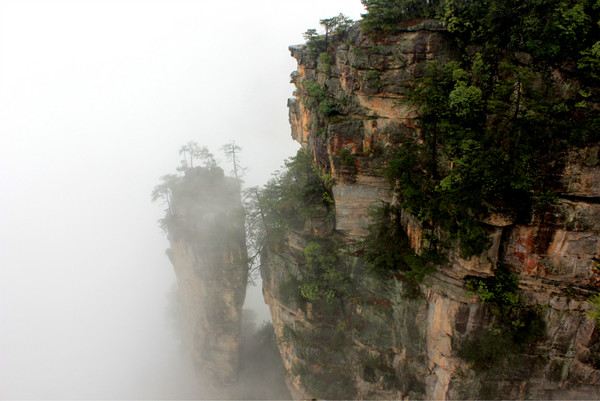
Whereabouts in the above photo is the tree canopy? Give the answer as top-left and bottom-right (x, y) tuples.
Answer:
(178, 141), (217, 170)
(357, 0), (600, 257)
(303, 13), (354, 55)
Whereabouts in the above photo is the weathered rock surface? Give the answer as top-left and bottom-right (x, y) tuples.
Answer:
(263, 21), (600, 400)
(165, 167), (248, 386)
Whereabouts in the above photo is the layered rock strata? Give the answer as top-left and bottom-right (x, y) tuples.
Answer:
(166, 167), (248, 386)
(263, 21), (600, 400)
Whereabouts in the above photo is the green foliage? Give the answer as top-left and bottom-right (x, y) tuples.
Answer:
(304, 13), (353, 55)
(320, 13), (354, 37)
(303, 80), (327, 104)
(318, 98), (340, 117)
(303, 28), (318, 40)
(299, 281), (321, 302)
(366, 69), (381, 82)
(253, 149), (349, 316)
(448, 82), (482, 118)
(298, 239), (351, 304)
(384, 136), (494, 258)
(303, 29), (325, 55)
(455, 219), (490, 259)
(361, 203), (439, 294)
(151, 174), (178, 215)
(318, 52), (332, 74)
(461, 268), (546, 368)
(443, 0), (599, 63)
(381, 0), (599, 257)
(303, 79), (341, 118)
(361, 0), (443, 32)
(587, 293), (600, 324)
(365, 2), (597, 96)
(466, 268), (520, 307)
(257, 149), (334, 243)
(152, 145), (241, 238)
(579, 41), (600, 82)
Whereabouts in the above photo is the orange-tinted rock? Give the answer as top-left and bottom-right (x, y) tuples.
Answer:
(266, 20), (600, 401)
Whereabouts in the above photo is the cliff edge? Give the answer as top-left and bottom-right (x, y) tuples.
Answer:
(161, 166), (248, 386)
(262, 18), (600, 400)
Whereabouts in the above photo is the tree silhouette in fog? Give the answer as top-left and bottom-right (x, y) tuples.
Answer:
(221, 141), (245, 182)
(178, 141), (217, 170)
(151, 174), (178, 218)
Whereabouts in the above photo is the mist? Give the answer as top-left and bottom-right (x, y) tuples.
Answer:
(0, 0), (365, 398)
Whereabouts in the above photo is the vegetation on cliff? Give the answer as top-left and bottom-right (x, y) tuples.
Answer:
(251, 150), (359, 399)
(354, 0), (599, 374)
(248, 1), (600, 397)
(361, 0), (442, 31)
(248, 149), (353, 307)
(589, 293), (600, 324)
(275, 0), (599, 392)
(153, 142), (295, 398)
(152, 142), (250, 387)
(248, 149), (334, 244)
(303, 14), (354, 56)
(373, 0), (600, 257)
(152, 156), (243, 244)
(461, 268), (546, 368)
(296, 1), (598, 260)
(361, 203), (440, 295)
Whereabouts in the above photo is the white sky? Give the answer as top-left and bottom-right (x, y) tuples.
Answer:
(0, 0), (366, 398)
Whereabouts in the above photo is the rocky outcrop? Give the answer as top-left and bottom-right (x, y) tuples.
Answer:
(165, 167), (248, 386)
(262, 21), (600, 400)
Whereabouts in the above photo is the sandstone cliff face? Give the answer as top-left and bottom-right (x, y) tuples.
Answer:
(262, 21), (600, 400)
(165, 167), (248, 386)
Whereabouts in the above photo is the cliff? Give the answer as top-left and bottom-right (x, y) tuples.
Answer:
(162, 166), (248, 386)
(261, 20), (600, 400)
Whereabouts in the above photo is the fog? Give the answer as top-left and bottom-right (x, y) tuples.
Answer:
(0, 0), (365, 398)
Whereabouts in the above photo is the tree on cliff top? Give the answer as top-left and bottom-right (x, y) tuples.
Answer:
(304, 13), (353, 54)
(221, 141), (245, 182)
(360, 0), (441, 32)
(319, 14), (353, 48)
(151, 174), (178, 217)
(151, 174), (180, 232)
(153, 143), (231, 232)
(178, 141), (217, 170)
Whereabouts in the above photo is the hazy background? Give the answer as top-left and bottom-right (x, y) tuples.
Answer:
(0, 0), (365, 398)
